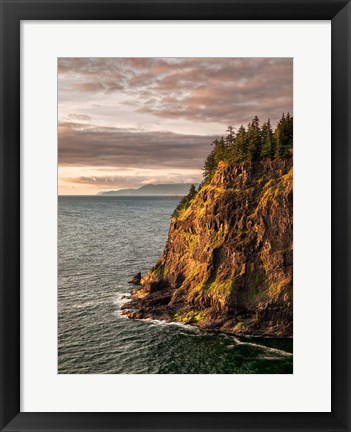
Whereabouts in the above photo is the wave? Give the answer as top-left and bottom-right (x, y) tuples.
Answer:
(230, 337), (293, 357)
(114, 292), (131, 317)
(147, 318), (200, 332)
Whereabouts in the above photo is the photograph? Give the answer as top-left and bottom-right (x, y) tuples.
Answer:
(58, 57), (293, 374)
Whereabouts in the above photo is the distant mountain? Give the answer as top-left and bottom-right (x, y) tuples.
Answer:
(98, 183), (200, 196)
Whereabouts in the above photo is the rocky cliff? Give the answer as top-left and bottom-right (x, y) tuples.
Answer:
(122, 159), (293, 337)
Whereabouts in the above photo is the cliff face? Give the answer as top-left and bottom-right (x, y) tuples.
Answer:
(122, 159), (293, 337)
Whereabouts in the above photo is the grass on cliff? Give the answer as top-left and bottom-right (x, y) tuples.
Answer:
(192, 278), (236, 297)
(152, 265), (165, 279)
(247, 167), (292, 219)
(173, 311), (205, 323)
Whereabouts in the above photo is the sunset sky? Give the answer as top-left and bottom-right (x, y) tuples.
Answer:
(58, 58), (293, 195)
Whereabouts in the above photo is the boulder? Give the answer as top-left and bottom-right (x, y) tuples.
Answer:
(128, 272), (141, 285)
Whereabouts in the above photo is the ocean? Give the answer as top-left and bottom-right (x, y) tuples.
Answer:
(58, 196), (293, 374)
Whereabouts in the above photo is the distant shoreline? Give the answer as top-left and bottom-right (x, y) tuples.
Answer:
(57, 194), (190, 199)
(58, 194), (187, 198)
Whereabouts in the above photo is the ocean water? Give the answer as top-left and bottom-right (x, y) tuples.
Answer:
(58, 196), (293, 374)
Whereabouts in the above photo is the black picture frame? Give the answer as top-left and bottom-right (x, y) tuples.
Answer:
(1, 1), (350, 431)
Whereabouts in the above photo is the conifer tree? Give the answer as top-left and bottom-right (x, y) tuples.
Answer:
(285, 112), (293, 149)
(247, 116), (261, 162)
(232, 125), (248, 162)
(188, 184), (197, 200)
(203, 142), (217, 181)
(172, 184), (197, 217)
(274, 113), (284, 158)
(214, 136), (227, 165)
(225, 126), (235, 146)
(200, 114), (293, 188)
(275, 113), (293, 159)
(260, 119), (274, 159)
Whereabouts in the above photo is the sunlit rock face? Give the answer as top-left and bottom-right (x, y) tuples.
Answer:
(123, 159), (293, 337)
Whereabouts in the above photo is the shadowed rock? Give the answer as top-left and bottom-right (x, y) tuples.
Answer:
(128, 272), (141, 285)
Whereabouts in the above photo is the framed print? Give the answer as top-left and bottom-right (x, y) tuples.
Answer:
(58, 57), (294, 375)
(0, 0), (350, 431)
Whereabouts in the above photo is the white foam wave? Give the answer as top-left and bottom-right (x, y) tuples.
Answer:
(114, 292), (131, 317)
(146, 318), (199, 332)
(230, 337), (292, 357)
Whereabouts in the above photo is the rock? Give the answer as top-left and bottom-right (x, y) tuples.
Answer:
(128, 272), (141, 285)
(123, 159), (293, 337)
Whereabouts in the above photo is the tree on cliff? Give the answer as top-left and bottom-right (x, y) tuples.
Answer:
(201, 113), (293, 184)
(225, 125), (235, 146)
(275, 112), (293, 158)
(231, 125), (248, 163)
(203, 138), (227, 182)
(214, 136), (228, 165)
(172, 184), (197, 217)
(260, 119), (275, 159)
(203, 147), (216, 181)
(188, 184), (197, 199)
(247, 116), (261, 162)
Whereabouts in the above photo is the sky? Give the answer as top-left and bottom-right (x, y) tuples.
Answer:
(58, 58), (293, 195)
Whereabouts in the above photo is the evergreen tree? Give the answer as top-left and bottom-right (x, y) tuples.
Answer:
(214, 136), (227, 165)
(274, 113), (284, 158)
(199, 113), (293, 196)
(230, 125), (247, 163)
(225, 125), (235, 146)
(203, 143), (217, 181)
(275, 113), (293, 159)
(260, 119), (274, 159)
(285, 112), (293, 149)
(172, 184), (197, 217)
(247, 116), (261, 162)
(203, 136), (228, 183)
(188, 184), (197, 200)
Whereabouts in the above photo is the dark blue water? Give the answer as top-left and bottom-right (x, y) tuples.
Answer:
(58, 196), (293, 374)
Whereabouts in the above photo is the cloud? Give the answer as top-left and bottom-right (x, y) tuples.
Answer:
(58, 58), (293, 194)
(58, 121), (216, 169)
(58, 57), (293, 125)
(68, 113), (92, 121)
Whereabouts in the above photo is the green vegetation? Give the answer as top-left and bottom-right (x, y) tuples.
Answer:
(192, 278), (236, 296)
(172, 184), (197, 217)
(173, 113), (293, 219)
(209, 279), (236, 294)
(152, 265), (165, 279)
(203, 113), (293, 183)
(173, 311), (205, 323)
